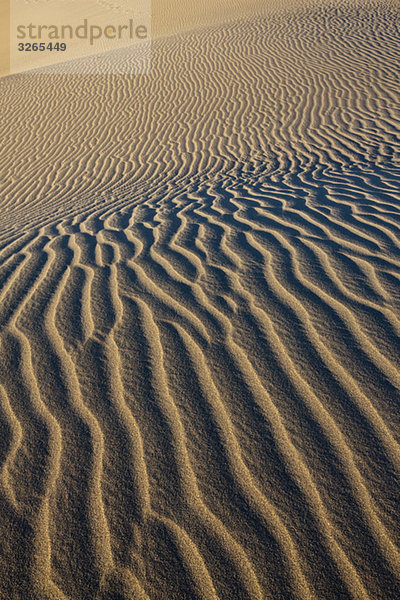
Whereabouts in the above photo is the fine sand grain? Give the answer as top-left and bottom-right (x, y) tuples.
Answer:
(0, 1), (400, 598)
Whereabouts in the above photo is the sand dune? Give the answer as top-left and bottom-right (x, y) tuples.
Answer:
(0, 0), (400, 598)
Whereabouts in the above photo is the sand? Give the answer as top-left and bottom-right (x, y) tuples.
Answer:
(0, 0), (400, 598)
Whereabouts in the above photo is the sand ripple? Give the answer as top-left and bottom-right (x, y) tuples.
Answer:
(0, 1), (400, 598)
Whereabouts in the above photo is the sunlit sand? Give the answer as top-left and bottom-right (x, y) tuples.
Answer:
(0, 1), (400, 598)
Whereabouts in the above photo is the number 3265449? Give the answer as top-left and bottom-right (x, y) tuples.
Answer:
(18, 42), (67, 51)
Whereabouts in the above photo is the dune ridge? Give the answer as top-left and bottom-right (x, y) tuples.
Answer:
(0, 0), (400, 598)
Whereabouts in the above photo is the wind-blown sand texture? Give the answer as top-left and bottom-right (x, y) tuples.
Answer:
(1, 0), (400, 598)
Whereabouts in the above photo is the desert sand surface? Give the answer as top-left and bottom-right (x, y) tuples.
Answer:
(1, 0), (400, 598)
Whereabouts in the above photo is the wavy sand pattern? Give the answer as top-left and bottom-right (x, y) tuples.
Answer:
(0, 1), (400, 598)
